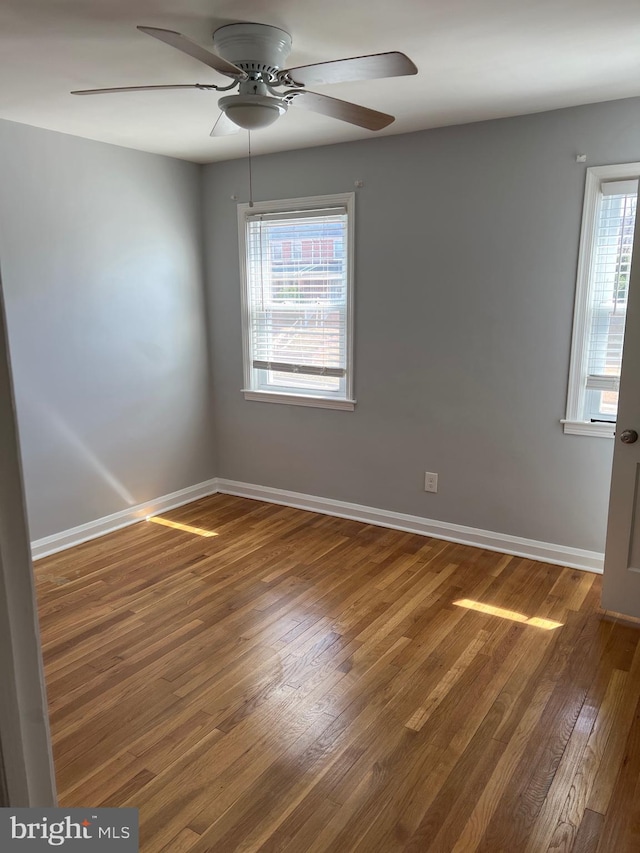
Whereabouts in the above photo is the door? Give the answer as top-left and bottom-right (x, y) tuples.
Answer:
(602, 199), (640, 616)
(0, 269), (56, 806)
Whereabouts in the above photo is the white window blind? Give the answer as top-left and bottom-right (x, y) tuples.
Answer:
(244, 205), (350, 397)
(584, 180), (637, 421)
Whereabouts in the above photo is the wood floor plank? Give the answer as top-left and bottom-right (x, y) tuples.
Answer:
(594, 686), (640, 852)
(523, 668), (627, 853)
(586, 639), (640, 816)
(572, 809), (604, 853)
(33, 494), (640, 853)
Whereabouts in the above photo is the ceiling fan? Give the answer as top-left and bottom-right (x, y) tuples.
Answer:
(71, 22), (418, 136)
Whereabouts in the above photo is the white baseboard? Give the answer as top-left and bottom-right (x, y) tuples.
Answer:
(32, 476), (604, 574)
(216, 479), (604, 574)
(31, 478), (219, 560)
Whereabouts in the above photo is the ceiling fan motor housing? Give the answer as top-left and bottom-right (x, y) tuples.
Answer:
(212, 23), (293, 79)
(213, 24), (293, 130)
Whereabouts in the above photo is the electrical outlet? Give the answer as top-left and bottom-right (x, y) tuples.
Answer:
(424, 472), (438, 493)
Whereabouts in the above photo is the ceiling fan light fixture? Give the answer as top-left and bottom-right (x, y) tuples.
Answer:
(218, 94), (287, 130)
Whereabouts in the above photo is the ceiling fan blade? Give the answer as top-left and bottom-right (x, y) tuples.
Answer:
(279, 52), (417, 87)
(71, 84), (210, 95)
(210, 111), (240, 137)
(288, 91), (394, 130)
(137, 26), (247, 80)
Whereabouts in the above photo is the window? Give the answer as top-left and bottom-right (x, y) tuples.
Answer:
(564, 164), (640, 437)
(238, 193), (355, 410)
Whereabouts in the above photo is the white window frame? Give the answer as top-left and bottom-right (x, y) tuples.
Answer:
(238, 193), (356, 411)
(563, 162), (640, 438)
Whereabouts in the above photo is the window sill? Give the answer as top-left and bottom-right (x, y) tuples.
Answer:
(242, 390), (356, 411)
(561, 419), (615, 438)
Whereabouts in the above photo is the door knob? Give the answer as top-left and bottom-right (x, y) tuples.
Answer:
(620, 429), (638, 444)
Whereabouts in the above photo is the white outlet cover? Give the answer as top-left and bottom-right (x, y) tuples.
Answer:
(424, 472), (438, 493)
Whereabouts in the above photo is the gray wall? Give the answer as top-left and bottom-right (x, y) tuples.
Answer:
(203, 97), (640, 554)
(0, 120), (215, 541)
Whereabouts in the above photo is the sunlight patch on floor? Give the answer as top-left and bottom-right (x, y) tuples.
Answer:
(146, 516), (218, 537)
(453, 598), (563, 630)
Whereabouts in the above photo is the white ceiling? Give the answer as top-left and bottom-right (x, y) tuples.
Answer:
(1, 0), (640, 164)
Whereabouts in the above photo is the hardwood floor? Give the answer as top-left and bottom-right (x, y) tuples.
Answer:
(34, 494), (640, 852)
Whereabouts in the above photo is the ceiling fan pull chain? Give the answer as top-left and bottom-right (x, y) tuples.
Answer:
(248, 130), (254, 208)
